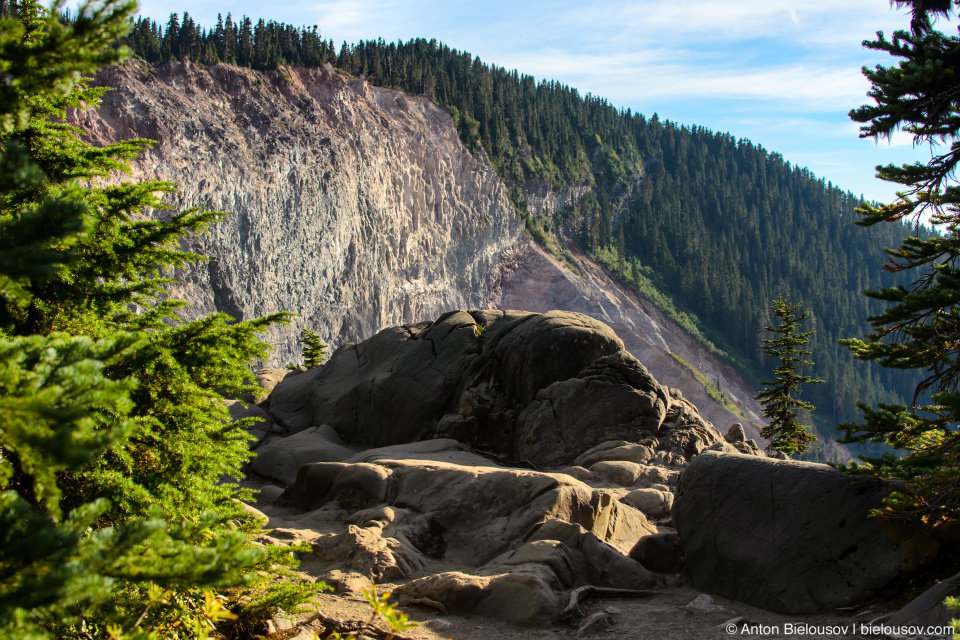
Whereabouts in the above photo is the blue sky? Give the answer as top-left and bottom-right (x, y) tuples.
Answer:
(121, 0), (940, 204)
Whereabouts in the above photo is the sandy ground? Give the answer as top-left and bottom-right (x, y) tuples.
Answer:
(275, 582), (893, 640)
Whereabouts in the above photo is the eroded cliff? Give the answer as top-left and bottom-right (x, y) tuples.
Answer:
(77, 59), (522, 365)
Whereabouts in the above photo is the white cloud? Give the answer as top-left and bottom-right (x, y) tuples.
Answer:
(495, 46), (870, 112)
(560, 0), (912, 47)
(884, 128), (919, 148)
(788, 8), (801, 29)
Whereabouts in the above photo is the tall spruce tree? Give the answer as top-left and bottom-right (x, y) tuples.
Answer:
(841, 0), (960, 526)
(756, 296), (823, 455)
(0, 2), (315, 637)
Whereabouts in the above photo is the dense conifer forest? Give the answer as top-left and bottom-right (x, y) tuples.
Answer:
(101, 11), (926, 429)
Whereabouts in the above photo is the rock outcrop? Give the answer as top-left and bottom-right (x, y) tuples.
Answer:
(230, 311), (934, 630)
(673, 451), (938, 613)
(241, 311), (772, 628)
(220, 293), (951, 634)
(268, 309), (718, 467)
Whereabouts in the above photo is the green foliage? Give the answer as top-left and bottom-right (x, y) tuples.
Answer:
(669, 352), (745, 419)
(946, 595), (960, 640)
(755, 296), (823, 455)
(301, 328), (328, 368)
(363, 585), (418, 635)
(0, 2), (313, 637)
(839, 0), (960, 527)
(0, 333), (137, 515)
(120, 11), (334, 70)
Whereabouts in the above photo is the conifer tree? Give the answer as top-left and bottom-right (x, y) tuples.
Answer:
(756, 296), (823, 455)
(841, 0), (960, 526)
(301, 328), (328, 368)
(0, 2), (315, 637)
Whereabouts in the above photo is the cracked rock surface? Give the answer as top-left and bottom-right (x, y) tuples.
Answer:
(267, 308), (709, 466)
(673, 451), (939, 613)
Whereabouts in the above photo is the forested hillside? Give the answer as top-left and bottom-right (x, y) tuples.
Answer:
(112, 12), (922, 426)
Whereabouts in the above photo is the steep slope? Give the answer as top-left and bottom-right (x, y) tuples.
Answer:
(76, 59), (523, 365)
(491, 238), (765, 439)
(78, 59), (766, 438)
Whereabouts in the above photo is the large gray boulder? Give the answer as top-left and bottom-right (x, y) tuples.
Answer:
(268, 309), (717, 467)
(673, 451), (937, 613)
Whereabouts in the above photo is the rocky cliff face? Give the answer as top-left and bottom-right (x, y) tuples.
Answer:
(77, 59), (522, 365)
(77, 59), (765, 439)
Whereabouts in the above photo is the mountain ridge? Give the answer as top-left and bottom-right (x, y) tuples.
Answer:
(76, 57), (776, 443)
(98, 13), (931, 429)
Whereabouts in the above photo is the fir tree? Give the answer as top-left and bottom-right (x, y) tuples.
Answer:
(841, 0), (960, 526)
(0, 2), (315, 637)
(755, 296), (823, 455)
(301, 328), (328, 368)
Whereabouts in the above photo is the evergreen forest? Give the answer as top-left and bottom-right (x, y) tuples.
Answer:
(103, 12), (927, 429)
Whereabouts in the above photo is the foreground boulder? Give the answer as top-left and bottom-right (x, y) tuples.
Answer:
(268, 309), (720, 467)
(673, 451), (937, 613)
(393, 571), (559, 627)
(282, 458), (657, 566)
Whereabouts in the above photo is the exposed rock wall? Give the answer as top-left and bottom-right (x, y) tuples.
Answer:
(76, 59), (522, 365)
